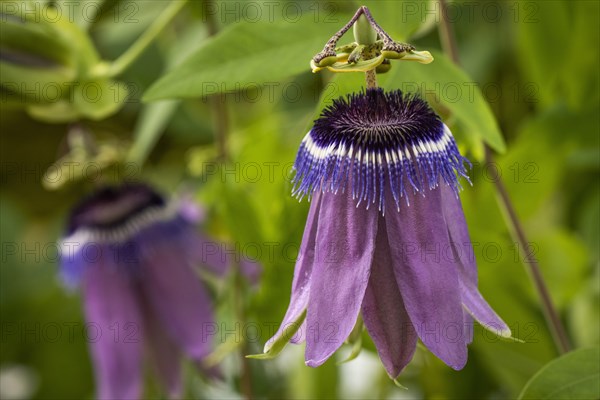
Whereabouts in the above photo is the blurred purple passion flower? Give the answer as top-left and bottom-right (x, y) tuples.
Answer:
(263, 89), (511, 378)
(60, 183), (258, 399)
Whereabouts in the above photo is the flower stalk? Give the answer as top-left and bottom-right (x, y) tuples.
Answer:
(351, 14), (379, 89)
(437, 0), (571, 355)
(95, 0), (188, 78)
(204, 2), (251, 397)
(204, 0), (229, 162)
(365, 70), (378, 89)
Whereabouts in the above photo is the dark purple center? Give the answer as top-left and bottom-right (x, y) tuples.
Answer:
(67, 184), (165, 234)
(312, 88), (443, 149)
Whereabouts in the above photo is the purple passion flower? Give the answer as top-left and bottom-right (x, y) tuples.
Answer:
(60, 184), (244, 399)
(265, 89), (511, 378)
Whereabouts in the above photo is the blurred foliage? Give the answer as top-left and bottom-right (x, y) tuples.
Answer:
(518, 347), (599, 399)
(1, 0), (598, 399)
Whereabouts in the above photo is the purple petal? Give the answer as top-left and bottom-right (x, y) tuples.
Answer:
(463, 311), (474, 345)
(140, 238), (214, 361)
(239, 258), (262, 285)
(82, 252), (144, 400)
(178, 198), (206, 224)
(144, 312), (182, 399)
(60, 242), (88, 289)
(440, 183), (477, 283)
(362, 215), (418, 378)
(440, 184), (508, 340)
(440, 185), (477, 344)
(266, 193), (322, 349)
(459, 272), (511, 337)
(305, 190), (378, 367)
(183, 230), (229, 277)
(385, 187), (468, 370)
(184, 229), (262, 283)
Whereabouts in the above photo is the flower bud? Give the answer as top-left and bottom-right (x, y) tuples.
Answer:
(0, 6), (128, 123)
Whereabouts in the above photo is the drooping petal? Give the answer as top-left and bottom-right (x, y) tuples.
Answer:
(82, 249), (144, 400)
(362, 215), (418, 378)
(182, 226), (262, 284)
(463, 309), (474, 345)
(439, 184), (510, 338)
(139, 223), (214, 361)
(385, 187), (468, 370)
(184, 231), (230, 277)
(459, 272), (512, 337)
(440, 183), (477, 282)
(305, 189), (378, 367)
(59, 236), (91, 289)
(440, 183), (477, 343)
(143, 308), (182, 399)
(265, 193), (322, 350)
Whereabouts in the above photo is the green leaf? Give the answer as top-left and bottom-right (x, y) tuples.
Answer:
(381, 51), (506, 153)
(563, 1), (600, 109)
(516, 0), (569, 108)
(367, 0), (431, 41)
(57, 0), (106, 31)
(569, 266), (600, 348)
(127, 100), (179, 164)
(518, 348), (600, 400)
(143, 15), (350, 101)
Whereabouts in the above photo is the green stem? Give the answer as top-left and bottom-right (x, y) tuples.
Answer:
(102, 0), (188, 77)
(203, 1), (249, 396)
(365, 70), (378, 89)
(353, 13), (378, 90)
(485, 147), (571, 354)
(437, 0), (571, 354)
(204, 0), (229, 161)
(233, 264), (253, 399)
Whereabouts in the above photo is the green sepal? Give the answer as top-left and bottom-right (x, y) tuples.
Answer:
(246, 309), (306, 360)
(42, 135), (126, 190)
(381, 50), (407, 60)
(392, 378), (408, 390)
(376, 60), (391, 74)
(400, 50), (434, 64)
(325, 55), (384, 73)
(316, 55), (338, 68)
(337, 314), (363, 364)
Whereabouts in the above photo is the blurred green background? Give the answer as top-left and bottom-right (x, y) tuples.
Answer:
(1, 0), (598, 399)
